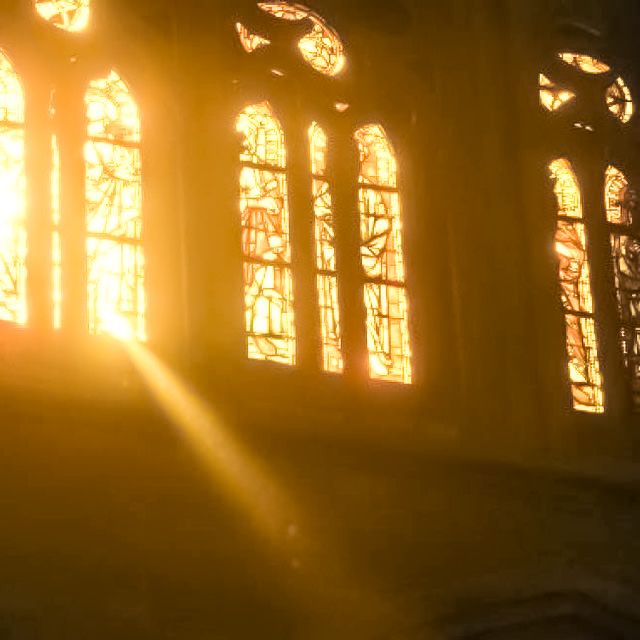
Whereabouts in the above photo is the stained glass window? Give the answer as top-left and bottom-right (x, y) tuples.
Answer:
(257, 3), (346, 76)
(606, 77), (634, 124)
(539, 73), (576, 112)
(558, 52), (610, 74)
(35, 0), (90, 32)
(310, 122), (343, 373)
(355, 125), (411, 384)
(235, 22), (271, 53)
(237, 102), (295, 365)
(85, 71), (145, 341)
(604, 165), (640, 409)
(0, 51), (27, 326)
(550, 159), (604, 413)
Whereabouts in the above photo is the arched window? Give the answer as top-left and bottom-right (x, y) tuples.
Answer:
(310, 122), (343, 373)
(355, 125), (412, 384)
(605, 166), (640, 409)
(0, 51), (27, 326)
(85, 71), (145, 341)
(541, 48), (639, 413)
(237, 102), (295, 365)
(549, 159), (604, 413)
(234, 5), (412, 383)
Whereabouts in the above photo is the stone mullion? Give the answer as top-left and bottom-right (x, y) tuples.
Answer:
(56, 82), (87, 337)
(330, 119), (367, 384)
(286, 112), (320, 372)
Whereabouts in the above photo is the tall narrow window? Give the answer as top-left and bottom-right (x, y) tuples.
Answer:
(550, 159), (604, 413)
(237, 102), (295, 365)
(85, 71), (145, 341)
(0, 51), (27, 326)
(605, 165), (640, 409)
(310, 122), (343, 373)
(355, 125), (411, 384)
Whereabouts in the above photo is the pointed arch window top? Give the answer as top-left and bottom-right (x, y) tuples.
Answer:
(558, 52), (610, 74)
(355, 124), (411, 384)
(255, 2), (346, 76)
(237, 101), (286, 168)
(86, 71), (140, 144)
(85, 70), (145, 341)
(605, 165), (634, 225)
(0, 52), (24, 124)
(549, 158), (604, 413)
(355, 125), (398, 189)
(35, 0), (90, 32)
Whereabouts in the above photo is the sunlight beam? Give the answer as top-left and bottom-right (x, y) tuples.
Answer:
(124, 340), (296, 542)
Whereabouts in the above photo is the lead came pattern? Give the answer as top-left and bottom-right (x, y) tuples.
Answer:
(238, 102), (295, 365)
(310, 122), (343, 373)
(35, 0), (90, 32)
(0, 51), (26, 326)
(85, 71), (145, 341)
(605, 166), (640, 409)
(550, 158), (604, 413)
(355, 125), (411, 384)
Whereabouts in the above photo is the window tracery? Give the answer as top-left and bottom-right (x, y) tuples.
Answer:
(237, 102), (295, 365)
(550, 159), (604, 413)
(606, 77), (634, 124)
(35, 0), (90, 32)
(355, 125), (411, 384)
(539, 73), (576, 112)
(0, 51), (27, 326)
(605, 166), (640, 409)
(255, 3), (346, 76)
(235, 22), (271, 53)
(310, 122), (343, 373)
(558, 52), (610, 74)
(85, 71), (145, 341)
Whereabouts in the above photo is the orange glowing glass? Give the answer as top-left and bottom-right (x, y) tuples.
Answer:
(550, 158), (604, 413)
(558, 52), (610, 74)
(235, 22), (271, 53)
(607, 77), (634, 124)
(355, 125), (411, 384)
(237, 102), (296, 365)
(0, 51), (27, 326)
(310, 122), (343, 373)
(605, 166), (640, 410)
(539, 73), (575, 112)
(35, 0), (89, 32)
(257, 3), (346, 76)
(85, 71), (145, 341)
